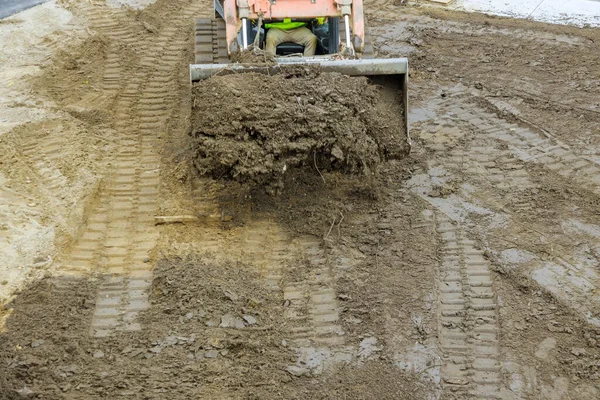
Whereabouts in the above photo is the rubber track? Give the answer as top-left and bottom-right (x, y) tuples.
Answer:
(195, 18), (229, 64)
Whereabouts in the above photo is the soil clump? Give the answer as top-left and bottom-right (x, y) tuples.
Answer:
(190, 67), (408, 194)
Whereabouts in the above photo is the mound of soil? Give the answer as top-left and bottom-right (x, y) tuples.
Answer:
(190, 68), (408, 194)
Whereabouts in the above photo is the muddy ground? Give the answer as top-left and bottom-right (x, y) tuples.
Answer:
(1, 0), (600, 399)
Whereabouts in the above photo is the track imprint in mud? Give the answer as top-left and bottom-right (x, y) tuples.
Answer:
(53, 1), (206, 336)
(409, 88), (600, 327)
(3, 1), (600, 398)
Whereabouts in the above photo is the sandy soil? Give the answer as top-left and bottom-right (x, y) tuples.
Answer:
(1, 0), (600, 398)
(0, 1), (98, 302)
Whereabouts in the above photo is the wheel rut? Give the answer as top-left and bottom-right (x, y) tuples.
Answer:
(188, 182), (352, 370)
(410, 88), (600, 328)
(415, 209), (501, 398)
(83, 5), (146, 96)
(283, 238), (347, 350)
(51, 2), (207, 337)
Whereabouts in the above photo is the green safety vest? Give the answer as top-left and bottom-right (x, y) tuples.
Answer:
(264, 18), (325, 30)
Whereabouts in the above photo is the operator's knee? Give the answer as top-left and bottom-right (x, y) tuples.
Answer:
(265, 31), (278, 55)
(303, 33), (318, 56)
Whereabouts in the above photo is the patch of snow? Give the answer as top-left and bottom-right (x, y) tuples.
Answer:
(451, 0), (600, 27)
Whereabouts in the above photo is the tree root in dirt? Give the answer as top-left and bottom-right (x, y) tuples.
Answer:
(190, 67), (408, 194)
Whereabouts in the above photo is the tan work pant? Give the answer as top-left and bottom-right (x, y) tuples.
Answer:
(265, 27), (318, 56)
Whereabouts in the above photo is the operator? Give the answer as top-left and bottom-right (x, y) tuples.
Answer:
(265, 18), (325, 57)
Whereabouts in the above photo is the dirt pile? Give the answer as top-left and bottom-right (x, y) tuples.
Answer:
(0, 256), (293, 399)
(190, 68), (408, 194)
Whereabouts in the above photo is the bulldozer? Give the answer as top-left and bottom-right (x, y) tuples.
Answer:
(189, 0), (410, 139)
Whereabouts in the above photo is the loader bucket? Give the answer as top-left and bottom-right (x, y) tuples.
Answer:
(189, 57), (410, 147)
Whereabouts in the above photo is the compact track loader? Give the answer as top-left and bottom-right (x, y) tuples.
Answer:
(189, 0), (409, 138)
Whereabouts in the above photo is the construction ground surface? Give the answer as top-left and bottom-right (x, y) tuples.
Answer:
(1, 0), (600, 398)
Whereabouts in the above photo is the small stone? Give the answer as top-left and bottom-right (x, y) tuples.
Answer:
(571, 348), (586, 356)
(247, 298), (262, 307)
(223, 290), (239, 302)
(27, 202), (37, 207)
(207, 338), (223, 349)
(338, 294), (351, 301)
(285, 365), (310, 377)
(242, 315), (257, 325)
(31, 340), (45, 348)
(204, 350), (219, 358)
(143, 258), (150, 263)
(205, 317), (219, 327)
(220, 349), (229, 356)
(443, 377), (468, 385)
(93, 351), (104, 358)
(345, 316), (362, 325)
(164, 336), (178, 346)
(331, 146), (344, 160)
(142, 22), (158, 34)
(16, 386), (35, 398)
(185, 312), (194, 320)
(220, 313), (245, 329)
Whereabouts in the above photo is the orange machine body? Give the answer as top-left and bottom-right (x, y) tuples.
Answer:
(222, 0), (365, 53)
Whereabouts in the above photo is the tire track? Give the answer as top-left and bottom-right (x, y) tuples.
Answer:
(84, 6), (131, 95)
(188, 186), (350, 368)
(82, 4), (149, 96)
(20, 135), (69, 199)
(283, 238), (346, 349)
(439, 93), (600, 197)
(90, 4), (203, 337)
(49, 2), (205, 336)
(13, 4), (147, 236)
(239, 219), (289, 291)
(410, 89), (600, 327)
(417, 210), (501, 398)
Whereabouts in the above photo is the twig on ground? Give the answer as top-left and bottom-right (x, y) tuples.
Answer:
(325, 216), (337, 239)
(337, 210), (344, 238)
(314, 151), (326, 184)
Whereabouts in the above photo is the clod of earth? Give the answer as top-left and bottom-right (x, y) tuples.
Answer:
(285, 365), (310, 377)
(92, 350), (104, 358)
(220, 313), (245, 329)
(204, 350), (219, 358)
(190, 68), (408, 194)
